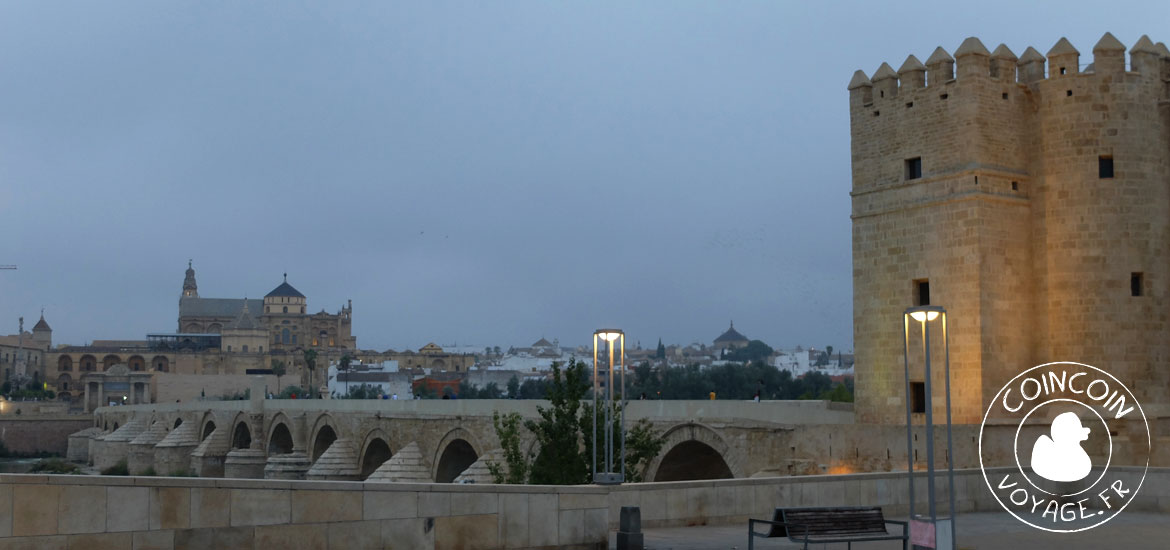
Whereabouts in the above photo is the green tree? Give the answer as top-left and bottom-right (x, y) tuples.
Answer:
(506, 375), (520, 399)
(727, 340), (774, 363)
(343, 383), (382, 400)
(480, 382), (502, 399)
(303, 349), (318, 398)
(821, 382), (853, 403)
(582, 403), (666, 483)
(487, 359), (668, 485)
(415, 383), (436, 399)
(487, 411), (529, 484)
(518, 378), (547, 399)
(458, 380), (477, 399)
(276, 385), (305, 399)
(525, 359), (591, 485)
(271, 359), (287, 394)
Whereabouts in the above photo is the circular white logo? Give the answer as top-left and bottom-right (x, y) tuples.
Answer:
(978, 362), (1151, 533)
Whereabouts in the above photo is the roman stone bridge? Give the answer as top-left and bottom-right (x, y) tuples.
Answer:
(79, 393), (891, 484)
(73, 391), (1163, 486)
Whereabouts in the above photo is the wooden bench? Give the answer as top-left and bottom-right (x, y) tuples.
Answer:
(748, 506), (907, 549)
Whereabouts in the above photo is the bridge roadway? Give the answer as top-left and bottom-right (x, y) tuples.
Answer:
(83, 393), (863, 483)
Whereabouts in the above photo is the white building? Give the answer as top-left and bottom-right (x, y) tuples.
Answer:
(772, 348), (854, 378)
(326, 359), (413, 398)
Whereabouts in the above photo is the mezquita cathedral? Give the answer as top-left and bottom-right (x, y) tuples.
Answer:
(24, 262), (471, 410)
(177, 261), (356, 351)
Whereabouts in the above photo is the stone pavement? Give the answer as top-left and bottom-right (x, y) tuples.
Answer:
(616, 511), (1169, 549)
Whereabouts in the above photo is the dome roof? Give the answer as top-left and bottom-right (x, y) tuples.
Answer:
(266, 274), (305, 299)
(714, 321), (749, 343)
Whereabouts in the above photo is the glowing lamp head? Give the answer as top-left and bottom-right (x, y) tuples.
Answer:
(594, 330), (623, 342)
(909, 311), (940, 322)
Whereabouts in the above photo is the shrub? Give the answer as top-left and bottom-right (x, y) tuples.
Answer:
(276, 385), (306, 399)
(140, 467), (157, 476)
(29, 458), (80, 475)
(101, 460), (129, 476)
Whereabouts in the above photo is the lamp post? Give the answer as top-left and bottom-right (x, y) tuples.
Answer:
(592, 329), (625, 485)
(902, 305), (957, 550)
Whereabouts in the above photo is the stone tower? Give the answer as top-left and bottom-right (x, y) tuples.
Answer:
(182, 260), (198, 298)
(32, 310), (51, 350)
(849, 33), (1170, 424)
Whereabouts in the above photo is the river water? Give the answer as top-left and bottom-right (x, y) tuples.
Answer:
(0, 458), (38, 473)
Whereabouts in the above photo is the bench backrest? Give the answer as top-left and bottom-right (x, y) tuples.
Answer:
(768, 506), (888, 538)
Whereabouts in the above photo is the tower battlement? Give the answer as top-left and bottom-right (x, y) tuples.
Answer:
(849, 33), (1170, 425)
(849, 33), (1170, 109)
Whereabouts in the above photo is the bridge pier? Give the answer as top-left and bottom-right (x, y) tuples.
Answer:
(263, 452), (311, 479)
(264, 413), (311, 479)
(127, 422), (168, 475)
(66, 427), (103, 464)
(93, 417), (146, 472)
(154, 420), (198, 476)
(224, 412), (266, 479)
(223, 448), (266, 478)
(367, 441), (432, 483)
(306, 437), (360, 480)
(190, 424), (229, 478)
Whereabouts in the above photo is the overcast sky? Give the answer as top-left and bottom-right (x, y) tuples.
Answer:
(2, 2), (1166, 352)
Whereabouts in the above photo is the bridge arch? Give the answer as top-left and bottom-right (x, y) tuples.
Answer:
(266, 413), (295, 455)
(359, 428), (393, 479)
(645, 422), (743, 482)
(308, 414), (340, 463)
(433, 427), (480, 483)
(230, 413), (252, 450)
(199, 412), (219, 441)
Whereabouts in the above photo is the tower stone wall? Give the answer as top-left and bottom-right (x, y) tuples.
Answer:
(850, 33), (1170, 424)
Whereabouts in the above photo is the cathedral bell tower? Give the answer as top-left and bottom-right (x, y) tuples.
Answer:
(182, 260), (198, 298)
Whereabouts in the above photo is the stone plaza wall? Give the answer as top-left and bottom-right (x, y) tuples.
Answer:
(0, 417), (92, 456)
(153, 373), (299, 403)
(0, 474), (609, 549)
(1, 467), (1167, 549)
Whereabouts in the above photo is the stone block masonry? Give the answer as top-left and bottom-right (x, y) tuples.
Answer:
(0, 417), (92, 456)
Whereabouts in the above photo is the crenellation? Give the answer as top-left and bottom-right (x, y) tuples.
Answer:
(954, 37), (991, 80)
(1018, 46), (1046, 83)
(897, 55), (926, 90)
(848, 70), (873, 107)
(989, 44), (1018, 83)
(1047, 37), (1080, 77)
(871, 62), (899, 100)
(925, 47), (955, 86)
(1092, 32), (1127, 75)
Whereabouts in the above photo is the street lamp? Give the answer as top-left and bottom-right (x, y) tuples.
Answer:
(592, 328), (625, 485)
(902, 305), (957, 550)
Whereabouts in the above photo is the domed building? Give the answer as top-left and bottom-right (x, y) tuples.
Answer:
(713, 321), (750, 352)
(177, 265), (355, 351)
